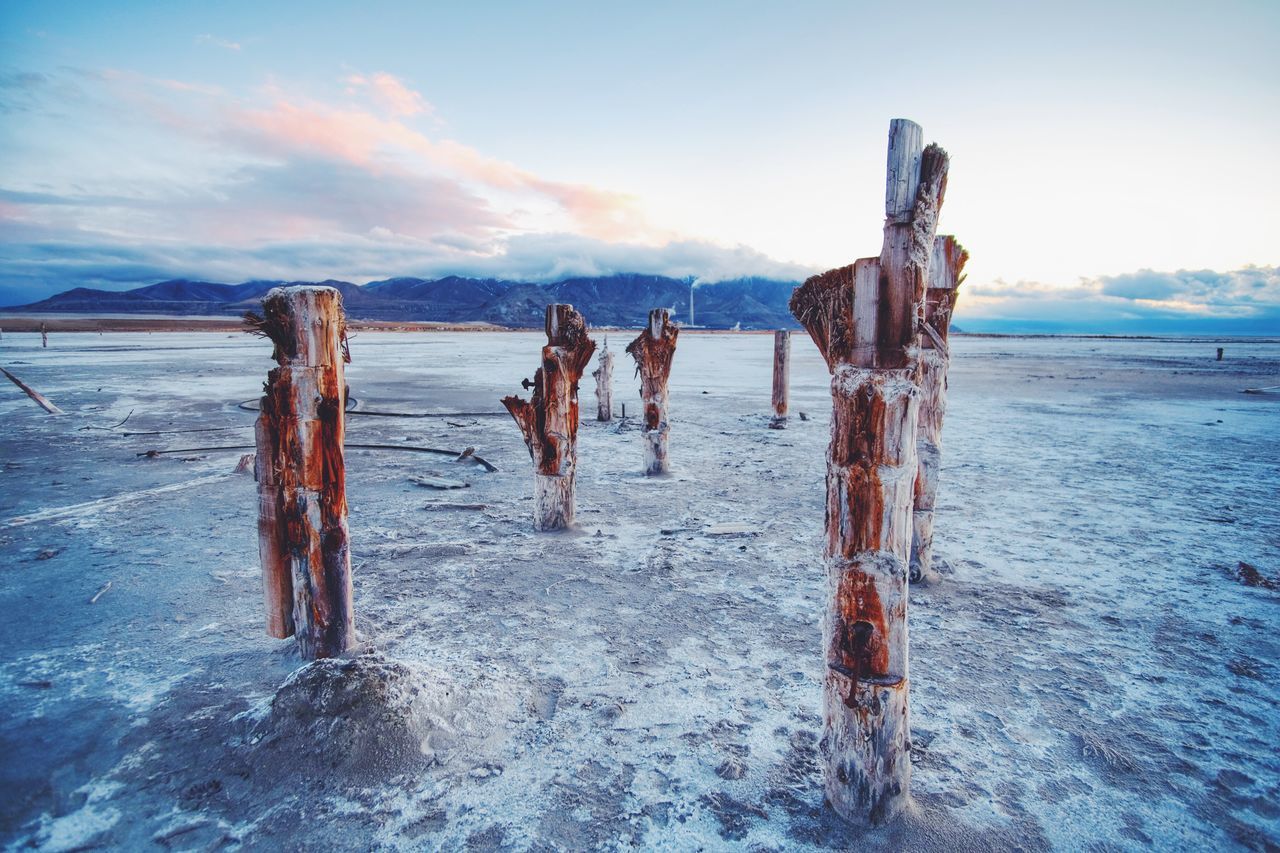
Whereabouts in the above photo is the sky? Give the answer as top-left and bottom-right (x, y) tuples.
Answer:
(1, 0), (1277, 332)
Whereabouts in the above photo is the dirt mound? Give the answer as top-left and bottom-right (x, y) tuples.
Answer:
(247, 653), (469, 782)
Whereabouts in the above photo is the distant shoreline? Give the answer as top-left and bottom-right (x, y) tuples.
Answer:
(0, 314), (1275, 343)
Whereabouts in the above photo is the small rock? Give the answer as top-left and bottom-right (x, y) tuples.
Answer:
(35, 549), (59, 561)
(1236, 561), (1277, 590)
(716, 756), (747, 780)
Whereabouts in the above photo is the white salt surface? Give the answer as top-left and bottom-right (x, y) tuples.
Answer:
(0, 330), (1277, 850)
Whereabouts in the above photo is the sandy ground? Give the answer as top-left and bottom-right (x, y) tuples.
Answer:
(0, 329), (1277, 851)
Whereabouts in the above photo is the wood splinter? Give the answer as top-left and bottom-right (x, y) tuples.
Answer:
(503, 304), (596, 531)
(246, 285), (354, 659)
(626, 308), (679, 475)
(910, 235), (968, 585)
(790, 118), (952, 827)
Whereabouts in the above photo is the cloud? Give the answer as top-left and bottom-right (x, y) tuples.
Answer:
(345, 72), (429, 117)
(224, 88), (659, 241)
(957, 266), (1280, 333)
(0, 65), (673, 277)
(196, 34), (242, 52)
(0, 227), (820, 306)
(1096, 268), (1279, 314)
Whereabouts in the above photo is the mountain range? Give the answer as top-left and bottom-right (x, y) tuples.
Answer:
(5, 274), (804, 330)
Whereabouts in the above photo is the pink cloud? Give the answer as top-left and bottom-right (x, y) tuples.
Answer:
(31, 68), (667, 249)
(345, 72), (430, 118)
(228, 91), (661, 242)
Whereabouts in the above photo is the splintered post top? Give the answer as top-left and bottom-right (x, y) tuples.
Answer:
(256, 285), (346, 368)
(546, 303), (570, 342)
(649, 308), (668, 339)
(884, 119), (923, 223)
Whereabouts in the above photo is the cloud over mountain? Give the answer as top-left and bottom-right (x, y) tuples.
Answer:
(960, 266), (1279, 333)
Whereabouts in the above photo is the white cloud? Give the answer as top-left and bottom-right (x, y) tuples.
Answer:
(195, 34), (242, 52)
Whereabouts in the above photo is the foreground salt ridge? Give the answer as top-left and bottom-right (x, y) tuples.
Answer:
(0, 331), (1277, 850)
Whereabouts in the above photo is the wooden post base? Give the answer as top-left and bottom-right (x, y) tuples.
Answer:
(822, 670), (910, 825)
(642, 426), (669, 476)
(533, 473), (576, 531)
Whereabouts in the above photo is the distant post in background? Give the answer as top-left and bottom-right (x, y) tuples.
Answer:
(503, 304), (596, 530)
(769, 330), (791, 429)
(910, 235), (969, 585)
(1217, 347), (1224, 361)
(247, 286), (354, 659)
(594, 336), (614, 421)
(41, 323), (47, 348)
(626, 308), (679, 475)
(790, 118), (952, 826)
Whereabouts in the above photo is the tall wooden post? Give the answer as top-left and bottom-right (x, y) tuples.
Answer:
(626, 308), (679, 475)
(247, 286), (354, 659)
(910, 235), (969, 584)
(503, 304), (596, 531)
(40, 324), (47, 348)
(790, 119), (951, 826)
(593, 337), (614, 421)
(769, 330), (791, 429)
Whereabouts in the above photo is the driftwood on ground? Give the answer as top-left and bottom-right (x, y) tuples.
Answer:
(1, 366), (65, 415)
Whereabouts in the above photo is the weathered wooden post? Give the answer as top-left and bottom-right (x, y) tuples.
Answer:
(40, 323), (47, 348)
(789, 118), (950, 826)
(1217, 347), (1224, 361)
(247, 286), (354, 659)
(626, 308), (679, 475)
(594, 336), (614, 421)
(769, 330), (791, 429)
(910, 235), (969, 585)
(503, 304), (596, 531)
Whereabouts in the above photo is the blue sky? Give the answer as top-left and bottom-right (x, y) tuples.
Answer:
(1, 0), (1277, 332)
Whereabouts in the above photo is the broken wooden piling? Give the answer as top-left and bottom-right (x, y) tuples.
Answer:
(769, 330), (791, 429)
(40, 323), (47, 348)
(247, 286), (354, 659)
(790, 118), (951, 826)
(626, 308), (679, 475)
(594, 337), (614, 421)
(503, 304), (596, 530)
(910, 235), (969, 585)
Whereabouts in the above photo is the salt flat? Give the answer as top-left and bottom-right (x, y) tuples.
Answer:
(0, 330), (1277, 850)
